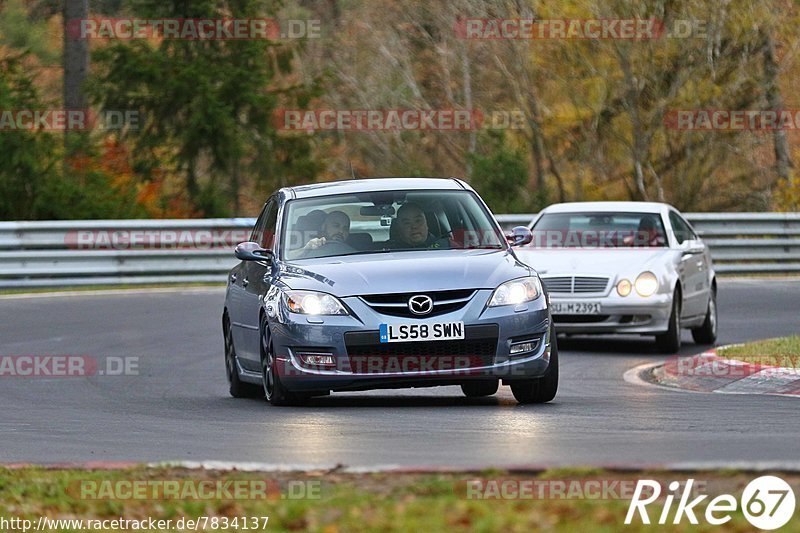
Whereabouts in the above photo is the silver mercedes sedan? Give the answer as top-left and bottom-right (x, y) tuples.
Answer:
(515, 202), (717, 353)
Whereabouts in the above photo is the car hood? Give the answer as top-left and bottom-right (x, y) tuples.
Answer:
(514, 247), (675, 277)
(278, 249), (531, 296)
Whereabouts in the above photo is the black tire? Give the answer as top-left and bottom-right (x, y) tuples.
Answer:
(260, 315), (306, 406)
(461, 380), (499, 398)
(691, 288), (718, 344)
(656, 290), (682, 354)
(223, 315), (262, 398)
(510, 329), (559, 404)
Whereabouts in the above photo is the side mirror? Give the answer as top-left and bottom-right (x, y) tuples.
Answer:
(234, 241), (274, 263)
(506, 226), (533, 247)
(681, 240), (704, 256)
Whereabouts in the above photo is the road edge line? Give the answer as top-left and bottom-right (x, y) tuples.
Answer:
(0, 286), (224, 300)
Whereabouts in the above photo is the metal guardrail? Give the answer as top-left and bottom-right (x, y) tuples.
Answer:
(0, 213), (798, 287)
(0, 219), (255, 288)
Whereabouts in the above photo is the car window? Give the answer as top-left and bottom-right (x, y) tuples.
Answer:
(260, 199), (278, 249)
(281, 190), (505, 260)
(251, 198), (278, 249)
(530, 212), (667, 248)
(669, 211), (695, 244)
(683, 214), (697, 240)
(249, 204), (268, 244)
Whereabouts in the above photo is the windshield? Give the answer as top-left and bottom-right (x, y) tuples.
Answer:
(281, 190), (505, 260)
(530, 212), (668, 248)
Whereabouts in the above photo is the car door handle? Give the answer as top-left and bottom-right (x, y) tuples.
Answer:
(230, 273), (237, 283)
(242, 278), (249, 287)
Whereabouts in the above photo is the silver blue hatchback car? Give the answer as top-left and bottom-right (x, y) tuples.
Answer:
(222, 178), (557, 405)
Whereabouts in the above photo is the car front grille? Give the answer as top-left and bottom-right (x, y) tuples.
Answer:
(360, 289), (477, 318)
(542, 276), (571, 293)
(543, 276), (609, 294)
(344, 324), (498, 373)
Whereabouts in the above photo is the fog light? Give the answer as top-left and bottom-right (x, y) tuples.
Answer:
(510, 341), (537, 355)
(299, 353), (335, 366)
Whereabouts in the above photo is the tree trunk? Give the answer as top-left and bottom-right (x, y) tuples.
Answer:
(63, 0), (89, 172)
(462, 47), (476, 177)
(63, 0), (89, 111)
(187, 159), (199, 209)
(633, 160), (648, 201)
(762, 29), (793, 188)
(617, 45), (649, 201)
(231, 159), (241, 215)
(528, 102), (547, 194)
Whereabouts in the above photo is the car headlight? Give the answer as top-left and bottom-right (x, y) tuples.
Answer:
(283, 290), (349, 315)
(617, 278), (632, 297)
(634, 271), (659, 297)
(488, 277), (542, 307)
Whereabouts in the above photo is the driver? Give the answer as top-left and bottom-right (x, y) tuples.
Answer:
(388, 203), (449, 249)
(624, 215), (663, 247)
(297, 210), (351, 257)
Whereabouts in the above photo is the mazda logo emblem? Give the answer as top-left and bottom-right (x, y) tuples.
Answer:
(408, 295), (434, 315)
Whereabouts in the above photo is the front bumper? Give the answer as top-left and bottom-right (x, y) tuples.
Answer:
(550, 292), (672, 334)
(268, 289), (552, 392)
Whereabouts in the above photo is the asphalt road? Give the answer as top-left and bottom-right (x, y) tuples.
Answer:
(1, 279), (798, 468)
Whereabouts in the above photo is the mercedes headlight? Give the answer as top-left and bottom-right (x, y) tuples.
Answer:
(634, 272), (659, 297)
(617, 278), (632, 297)
(488, 277), (542, 307)
(283, 290), (349, 315)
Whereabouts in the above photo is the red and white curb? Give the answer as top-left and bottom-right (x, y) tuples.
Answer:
(625, 348), (800, 397)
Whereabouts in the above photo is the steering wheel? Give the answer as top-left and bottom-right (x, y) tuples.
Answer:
(440, 228), (461, 248)
(315, 239), (356, 255)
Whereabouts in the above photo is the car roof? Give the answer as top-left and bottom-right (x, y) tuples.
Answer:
(540, 201), (670, 215)
(287, 177), (466, 199)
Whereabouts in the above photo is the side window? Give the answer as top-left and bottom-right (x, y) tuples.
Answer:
(250, 198), (278, 248)
(250, 204), (268, 244)
(669, 211), (694, 244)
(261, 200), (278, 249)
(683, 216), (698, 240)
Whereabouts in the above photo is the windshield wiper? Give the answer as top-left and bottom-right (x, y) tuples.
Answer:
(333, 249), (397, 257)
(336, 246), (503, 257)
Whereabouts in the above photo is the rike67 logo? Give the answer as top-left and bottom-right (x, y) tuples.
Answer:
(625, 476), (796, 530)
